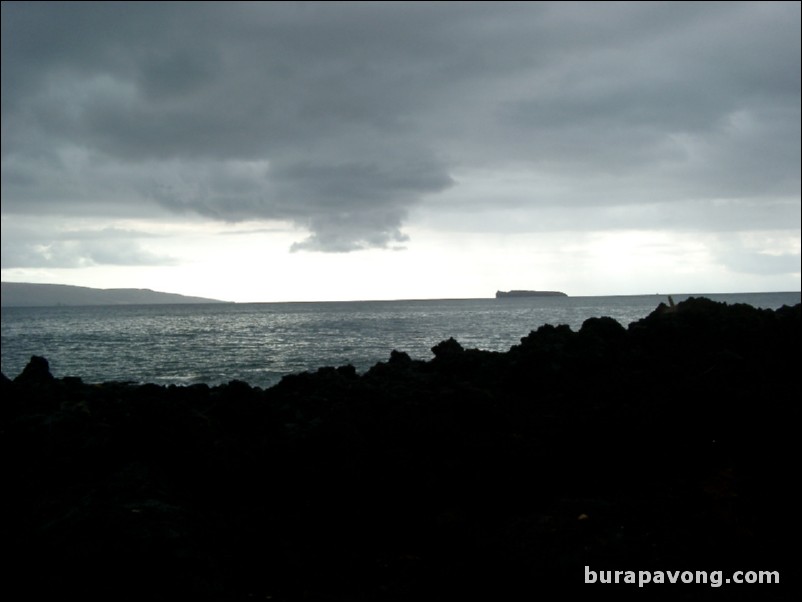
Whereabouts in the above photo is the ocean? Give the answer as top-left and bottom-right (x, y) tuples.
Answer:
(2, 292), (799, 388)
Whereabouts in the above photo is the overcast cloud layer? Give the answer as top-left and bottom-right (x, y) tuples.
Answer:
(2, 1), (800, 265)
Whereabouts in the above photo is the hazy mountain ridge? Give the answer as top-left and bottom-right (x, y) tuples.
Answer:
(1, 282), (227, 307)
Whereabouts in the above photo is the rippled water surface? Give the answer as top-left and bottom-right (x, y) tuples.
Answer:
(2, 292), (799, 388)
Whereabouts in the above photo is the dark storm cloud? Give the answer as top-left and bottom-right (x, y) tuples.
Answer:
(2, 1), (799, 253)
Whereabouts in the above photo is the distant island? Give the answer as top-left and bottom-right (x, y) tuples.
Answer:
(495, 290), (567, 298)
(1, 282), (228, 307)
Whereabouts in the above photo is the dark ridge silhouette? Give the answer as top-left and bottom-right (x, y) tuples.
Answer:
(1, 281), (228, 306)
(2, 297), (799, 600)
(495, 289), (567, 298)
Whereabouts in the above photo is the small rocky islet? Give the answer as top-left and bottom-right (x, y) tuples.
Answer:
(3, 297), (799, 600)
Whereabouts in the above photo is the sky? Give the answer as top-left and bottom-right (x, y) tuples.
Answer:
(1, 1), (800, 302)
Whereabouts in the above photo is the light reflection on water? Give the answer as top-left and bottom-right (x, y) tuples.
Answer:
(2, 292), (799, 388)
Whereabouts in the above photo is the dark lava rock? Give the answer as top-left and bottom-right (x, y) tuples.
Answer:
(13, 354), (55, 385)
(3, 298), (799, 601)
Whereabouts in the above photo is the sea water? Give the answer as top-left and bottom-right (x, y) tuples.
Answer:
(2, 292), (798, 388)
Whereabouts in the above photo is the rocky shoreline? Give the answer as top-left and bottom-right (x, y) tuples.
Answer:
(3, 297), (799, 600)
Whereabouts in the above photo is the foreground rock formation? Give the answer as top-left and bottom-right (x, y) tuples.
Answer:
(2, 297), (799, 600)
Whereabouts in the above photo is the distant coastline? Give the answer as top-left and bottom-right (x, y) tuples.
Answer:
(495, 290), (567, 298)
(1, 282), (228, 307)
